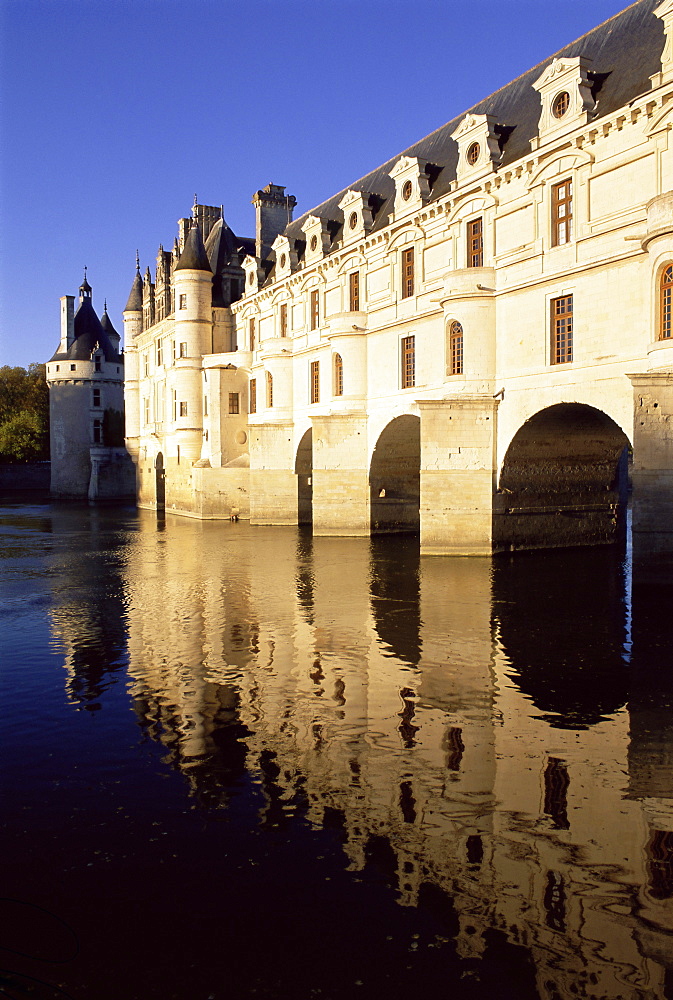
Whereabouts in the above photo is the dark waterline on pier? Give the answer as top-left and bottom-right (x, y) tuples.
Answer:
(1, 499), (673, 1000)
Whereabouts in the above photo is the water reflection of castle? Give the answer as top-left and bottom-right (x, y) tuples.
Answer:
(50, 511), (673, 998)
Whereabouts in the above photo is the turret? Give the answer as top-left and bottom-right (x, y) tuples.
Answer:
(171, 217), (213, 462)
(123, 255), (143, 458)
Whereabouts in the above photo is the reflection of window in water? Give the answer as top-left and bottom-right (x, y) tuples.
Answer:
(466, 834), (483, 866)
(647, 828), (673, 899)
(398, 688), (419, 747)
(544, 757), (570, 830)
(399, 781), (416, 824)
(444, 726), (465, 771)
(544, 870), (566, 932)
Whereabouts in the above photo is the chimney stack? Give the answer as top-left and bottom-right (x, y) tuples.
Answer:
(59, 295), (75, 353)
(252, 184), (296, 260)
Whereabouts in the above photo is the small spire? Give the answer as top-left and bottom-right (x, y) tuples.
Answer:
(136, 250), (140, 273)
(220, 204), (224, 219)
(193, 193), (198, 221)
(104, 298), (107, 313)
(84, 265), (87, 281)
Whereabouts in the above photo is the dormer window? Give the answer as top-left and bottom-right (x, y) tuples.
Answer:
(94, 355), (102, 372)
(349, 211), (358, 230)
(338, 190), (375, 245)
(552, 91), (570, 119)
(451, 114), (503, 185)
(310, 235), (318, 252)
(402, 180), (413, 201)
(389, 156), (431, 218)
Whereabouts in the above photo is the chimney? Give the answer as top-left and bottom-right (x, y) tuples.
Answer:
(60, 295), (75, 353)
(252, 184), (296, 259)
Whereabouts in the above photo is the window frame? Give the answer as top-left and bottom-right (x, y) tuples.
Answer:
(266, 371), (273, 408)
(467, 217), (483, 268)
(228, 392), (240, 414)
(249, 317), (256, 351)
(551, 178), (573, 248)
(179, 400), (188, 417)
(550, 294), (573, 365)
(401, 335), (415, 388)
(401, 247), (414, 299)
(449, 321), (464, 375)
(333, 353), (343, 397)
(661, 264), (673, 341)
(249, 378), (257, 414)
(310, 359), (320, 403)
(310, 289), (320, 330)
(349, 271), (360, 312)
(280, 302), (288, 338)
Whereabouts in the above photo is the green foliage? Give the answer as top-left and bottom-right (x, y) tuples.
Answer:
(0, 364), (49, 462)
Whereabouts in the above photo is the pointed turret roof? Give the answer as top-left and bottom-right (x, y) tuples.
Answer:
(124, 266), (143, 312)
(50, 277), (120, 363)
(175, 220), (212, 272)
(100, 303), (120, 340)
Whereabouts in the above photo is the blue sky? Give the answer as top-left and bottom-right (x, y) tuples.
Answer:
(0, 0), (633, 369)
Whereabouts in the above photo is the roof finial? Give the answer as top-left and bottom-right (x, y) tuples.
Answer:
(220, 204), (224, 220)
(136, 250), (140, 273)
(84, 265), (87, 281)
(193, 193), (198, 221)
(104, 298), (107, 312)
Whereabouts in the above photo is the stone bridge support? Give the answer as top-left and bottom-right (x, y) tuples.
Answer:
(418, 396), (498, 556)
(311, 412), (370, 536)
(629, 373), (673, 552)
(249, 420), (297, 524)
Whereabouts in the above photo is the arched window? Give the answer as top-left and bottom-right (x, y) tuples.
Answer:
(661, 265), (673, 340)
(449, 321), (463, 375)
(266, 371), (273, 408)
(333, 353), (343, 396)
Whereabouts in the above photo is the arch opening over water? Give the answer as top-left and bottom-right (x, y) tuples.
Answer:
(494, 403), (630, 552)
(369, 414), (420, 534)
(295, 429), (313, 526)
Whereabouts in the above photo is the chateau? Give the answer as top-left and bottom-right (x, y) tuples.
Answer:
(95, 0), (673, 551)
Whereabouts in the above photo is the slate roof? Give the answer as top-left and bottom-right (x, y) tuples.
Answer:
(278, 0), (664, 259)
(175, 221), (212, 272)
(50, 296), (121, 363)
(100, 307), (119, 340)
(124, 270), (143, 312)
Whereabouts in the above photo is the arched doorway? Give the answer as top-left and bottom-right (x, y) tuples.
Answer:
(369, 414), (420, 534)
(295, 429), (313, 525)
(493, 403), (630, 552)
(155, 452), (166, 511)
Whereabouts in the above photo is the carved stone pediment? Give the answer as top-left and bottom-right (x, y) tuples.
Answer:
(301, 215), (332, 262)
(272, 234), (297, 278)
(451, 114), (502, 185)
(338, 190), (375, 244)
(389, 156), (431, 219)
(531, 56), (596, 149)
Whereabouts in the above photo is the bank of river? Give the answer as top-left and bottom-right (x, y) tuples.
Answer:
(2, 500), (672, 999)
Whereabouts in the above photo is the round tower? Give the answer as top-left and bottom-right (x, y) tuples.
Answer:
(122, 256), (143, 459)
(171, 218), (213, 463)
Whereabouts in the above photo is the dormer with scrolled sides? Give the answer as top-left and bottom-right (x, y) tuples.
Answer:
(531, 57), (597, 150)
(338, 189), (374, 247)
(653, 0), (673, 87)
(451, 114), (503, 186)
(389, 156), (432, 220)
(242, 255), (266, 296)
(272, 234), (298, 280)
(302, 215), (332, 265)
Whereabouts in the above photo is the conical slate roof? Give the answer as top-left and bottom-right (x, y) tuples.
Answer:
(50, 296), (120, 363)
(124, 270), (143, 312)
(175, 221), (212, 272)
(100, 306), (119, 340)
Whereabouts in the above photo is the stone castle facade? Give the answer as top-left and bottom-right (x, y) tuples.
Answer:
(117, 0), (673, 554)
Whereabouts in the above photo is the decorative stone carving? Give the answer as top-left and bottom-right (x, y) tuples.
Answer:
(389, 156), (431, 218)
(450, 114), (502, 185)
(272, 234), (298, 279)
(302, 215), (332, 263)
(531, 56), (596, 149)
(338, 189), (374, 245)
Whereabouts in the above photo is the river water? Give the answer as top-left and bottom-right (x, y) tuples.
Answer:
(2, 499), (673, 1000)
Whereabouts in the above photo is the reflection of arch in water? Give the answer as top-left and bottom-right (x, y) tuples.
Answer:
(155, 451), (166, 511)
(369, 414), (420, 534)
(492, 547), (629, 728)
(494, 404), (630, 552)
(369, 535), (421, 665)
(295, 429), (313, 525)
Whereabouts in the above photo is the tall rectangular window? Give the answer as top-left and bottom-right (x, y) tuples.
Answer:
(280, 302), (288, 337)
(467, 217), (483, 267)
(179, 294), (187, 309)
(172, 389), (177, 421)
(310, 360), (320, 403)
(249, 378), (256, 414)
(401, 335), (415, 388)
(156, 341), (162, 367)
(249, 318), (256, 350)
(228, 392), (239, 414)
(552, 179), (573, 247)
(402, 248), (414, 298)
(203, 395), (208, 416)
(266, 371), (273, 408)
(179, 342), (187, 358)
(333, 353), (343, 396)
(551, 295), (573, 364)
(93, 419), (102, 444)
(92, 388), (101, 407)
(349, 271), (360, 312)
(144, 354), (149, 377)
(449, 321), (463, 375)
(179, 401), (188, 417)
(143, 398), (150, 425)
(172, 340), (176, 362)
(310, 290), (320, 330)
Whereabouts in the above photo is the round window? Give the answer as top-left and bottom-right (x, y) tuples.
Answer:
(310, 235), (318, 251)
(552, 91), (570, 119)
(402, 179), (413, 201)
(349, 211), (358, 230)
(467, 142), (480, 166)
(280, 253), (286, 268)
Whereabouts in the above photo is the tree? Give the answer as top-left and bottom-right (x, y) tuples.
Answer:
(0, 364), (49, 462)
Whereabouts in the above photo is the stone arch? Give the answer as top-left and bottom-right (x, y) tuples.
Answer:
(295, 428), (313, 525)
(493, 403), (630, 552)
(369, 414), (420, 534)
